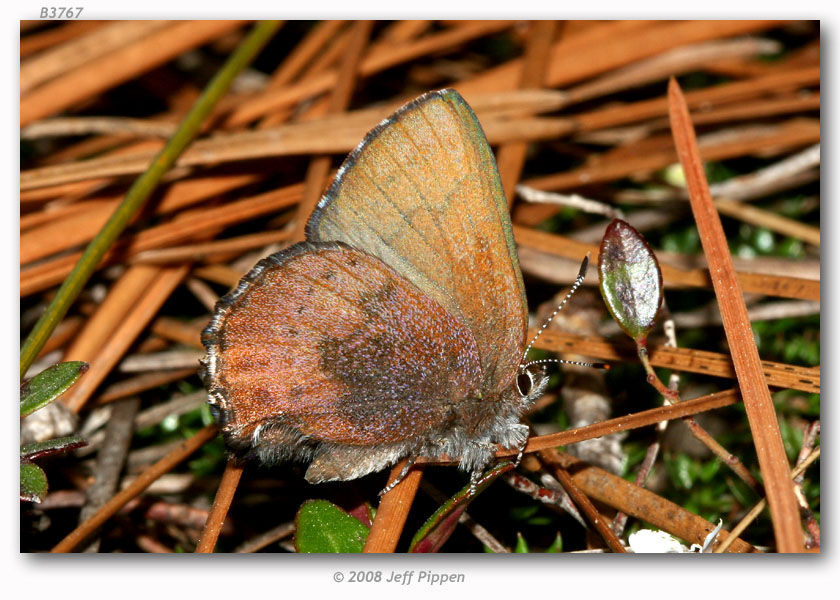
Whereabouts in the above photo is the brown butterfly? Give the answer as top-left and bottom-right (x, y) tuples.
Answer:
(200, 89), (589, 492)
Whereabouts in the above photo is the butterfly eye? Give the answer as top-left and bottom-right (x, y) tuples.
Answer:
(516, 369), (535, 398)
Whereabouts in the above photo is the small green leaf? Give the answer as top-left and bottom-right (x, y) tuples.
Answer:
(667, 453), (695, 490)
(514, 532), (530, 553)
(545, 532), (563, 553)
(409, 461), (515, 553)
(20, 361), (88, 418)
(294, 500), (369, 553)
(20, 462), (48, 503)
(598, 219), (663, 342)
(698, 458), (722, 483)
(20, 434), (87, 462)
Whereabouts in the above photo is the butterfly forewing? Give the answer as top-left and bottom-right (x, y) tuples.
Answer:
(307, 89), (527, 394)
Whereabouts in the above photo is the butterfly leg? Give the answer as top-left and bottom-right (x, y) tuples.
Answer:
(512, 423), (531, 468)
(378, 454), (418, 496)
(467, 468), (483, 496)
(514, 439), (526, 468)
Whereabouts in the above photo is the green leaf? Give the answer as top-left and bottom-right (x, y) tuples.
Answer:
(409, 461), (515, 553)
(20, 361), (88, 417)
(294, 500), (369, 553)
(545, 532), (563, 553)
(514, 532), (530, 553)
(698, 458), (722, 483)
(20, 434), (87, 462)
(666, 453), (695, 490)
(598, 219), (663, 342)
(20, 462), (48, 503)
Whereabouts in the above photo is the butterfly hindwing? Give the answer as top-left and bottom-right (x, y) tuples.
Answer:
(201, 242), (485, 477)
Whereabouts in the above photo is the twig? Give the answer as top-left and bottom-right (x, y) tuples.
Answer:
(793, 421), (820, 547)
(185, 278), (219, 312)
(133, 392), (206, 431)
(226, 20), (516, 126)
(21, 185), (302, 296)
(599, 300), (821, 334)
(22, 117), (176, 140)
(51, 424), (218, 552)
(20, 20), (105, 58)
(20, 21), (172, 94)
(117, 349), (204, 373)
(520, 118), (819, 193)
(714, 198), (820, 246)
(710, 143), (820, 201)
(363, 461), (424, 553)
(196, 458), (244, 552)
(136, 535), (174, 553)
(573, 64), (819, 134)
(59, 265), (189, 412)
(668, 77), (803, 552)
(131, 230), (292, 266)
(530, 329), (819, 393)
(78, 396), (141, 551)
(80, 391), (206, 456)
(21, 21), (249, 125)
(637, 345), (763, 494)
(235, 522), (295, 553)
(517, 185), (624, 219)
(539, 449), (626, 552)
(535, 450), (756, 552)
(459, 21), (777, 96)
(21, 171), (262, 265)
(417, 388), (743, 463)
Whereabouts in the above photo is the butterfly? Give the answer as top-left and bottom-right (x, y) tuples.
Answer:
(200, 89), (582, 492)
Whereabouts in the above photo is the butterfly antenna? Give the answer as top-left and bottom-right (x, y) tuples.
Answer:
(521, 255), (590, 367)
(520, 357), (610, 371)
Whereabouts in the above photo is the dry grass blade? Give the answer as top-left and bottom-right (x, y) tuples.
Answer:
(226, 20), (516, 126)
(668, 78), (804, 553)
(21, 20), (248, 126)
(496, 20), (557, 206)
(59, 266), (189, 413)
(20, 185), (302, 296)
(21, 21), (172, 94)
(293, 20), (373, 241)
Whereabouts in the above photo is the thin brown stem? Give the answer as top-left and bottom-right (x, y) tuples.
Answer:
(362, 461), (423, 553)
(539, 448), (627, 553)
(196, 458), (244, 553)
